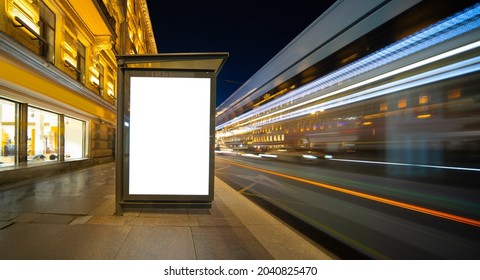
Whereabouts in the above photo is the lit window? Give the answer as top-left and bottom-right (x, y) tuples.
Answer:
(65, 117), (86, 160)
(27, 107), (59, 162)
(0, 99), (16, 167)
(98, 64), (105, 96)
(419, 94), (429, 104)
(107, 68), (116, 98)
(7, 0), (56, 63)
(380, 102), (388, 112)
(448, 89), (461, 99)
(398, 98), (407, 109)
(76, 42), (86, 84)
(40, 1), (56, 63)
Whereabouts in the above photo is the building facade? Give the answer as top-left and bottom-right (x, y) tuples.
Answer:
(0, 0), (157, 185)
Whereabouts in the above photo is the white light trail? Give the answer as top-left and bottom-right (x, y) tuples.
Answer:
(216, 4), (480, 131)
(329, 158), (480, 172)
(237, 41), (480, 128)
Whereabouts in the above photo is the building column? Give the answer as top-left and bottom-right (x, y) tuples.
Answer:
(17, 103), (28, 165)
(58, 114), (65, 161)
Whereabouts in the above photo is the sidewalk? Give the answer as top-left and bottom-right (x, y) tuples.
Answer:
(0, 162), (335, 260)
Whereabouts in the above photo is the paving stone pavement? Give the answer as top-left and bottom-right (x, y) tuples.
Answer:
(0, 162), (335, 260)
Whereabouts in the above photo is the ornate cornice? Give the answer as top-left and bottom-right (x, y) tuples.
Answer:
(138, 0), (157, 54)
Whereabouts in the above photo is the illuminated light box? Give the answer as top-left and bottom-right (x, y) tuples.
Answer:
(129, 76), (211, 196)
(115, 53), (228, 215)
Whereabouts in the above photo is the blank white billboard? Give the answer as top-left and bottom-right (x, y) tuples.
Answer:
(128, 76), (211, 195)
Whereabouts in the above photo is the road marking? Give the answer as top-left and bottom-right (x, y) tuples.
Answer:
(218, 158), (480, 228)
(214, 165), (231, 172)
(238, 182), (256, 194)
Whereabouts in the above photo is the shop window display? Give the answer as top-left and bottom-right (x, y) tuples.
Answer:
(64, 116), (85, 159)
(28, 107), (59, 162)
(0, 99), (16, 167)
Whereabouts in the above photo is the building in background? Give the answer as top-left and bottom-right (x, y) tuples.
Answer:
(0, 0), (157, 185)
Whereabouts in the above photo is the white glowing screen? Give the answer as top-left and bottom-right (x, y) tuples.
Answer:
(129, 76), (211, 195)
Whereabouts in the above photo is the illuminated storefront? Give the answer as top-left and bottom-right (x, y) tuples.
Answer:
(0, 0), (157, 185)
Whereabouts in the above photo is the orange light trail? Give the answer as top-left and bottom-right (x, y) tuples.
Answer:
(219, 158), (480, 228)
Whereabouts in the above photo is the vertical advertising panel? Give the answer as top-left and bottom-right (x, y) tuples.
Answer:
(128, 75), (211, 196)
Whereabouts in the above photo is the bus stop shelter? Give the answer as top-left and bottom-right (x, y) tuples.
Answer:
(115, 53), (228, 215)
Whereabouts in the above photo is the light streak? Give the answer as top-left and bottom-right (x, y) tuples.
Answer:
(236, 44), (480, 128)
(218, 158), (480, 227)
(216, 4), (480, 131)
(302, 155), (317, 159)
(269, 56), (480, 124)
(259, 154), (278, 158)
(240, 153), (262, 158)
(329, 158), (480, 172)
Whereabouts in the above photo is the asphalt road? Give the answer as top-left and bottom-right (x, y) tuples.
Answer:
(214, 153), (480, 259)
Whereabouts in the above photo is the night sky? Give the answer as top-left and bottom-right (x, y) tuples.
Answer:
(145, 0), (336, 107)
